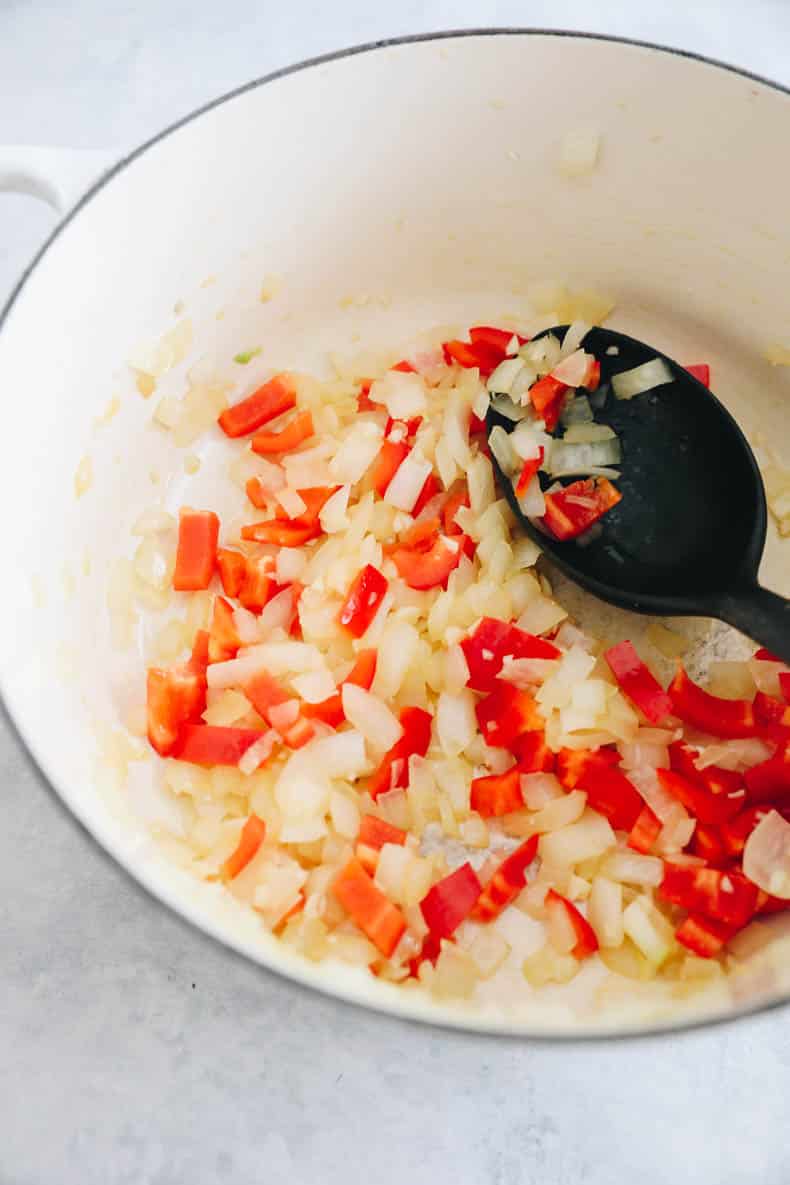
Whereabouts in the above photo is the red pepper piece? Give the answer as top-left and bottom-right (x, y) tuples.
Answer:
(245, 477), (269, 510)
(754, 691), (790, 730)
(583, 358), (601, 392)
(172, 724), (265, 766)
(668, 741), (747, 811)
(387, 516), (441, 554)
(412, 471), (440, 517)
(302, 649), (378, 729)
(515, 448), (544, 496)
(146, 661), (207, 757)
(173, 509), (220, 591)
(236, 555), (274, 613)
(657, 767), (743, 825)
(420, 863), (482, 938)
(216, 548), (246, 598)
(442, 338), (504, 378)
(668, 666), (756, 738)
(469, 325), (526, 352)
(744, 751), (790, 803)
(369, 438), (410, 497)
(208, 595), (242, 663)
(542, 477), (622, 541)
(332, 858), (406, 957)
(660, 863), (758, 928)
(338, 564), (389, 638)
(218, 374), (297, 438)
(222, 815), (267, 880)
(475, 681), (544, 750)
(368, 706), (433, 799)
(251, 410), (314, 455)
(514, 731), (555, 773)
(442, 483), (470, 536)
(604, 640), (674, 724)
(528, 375), (569, 431)
(675, 913), (739, 958)
(384, 415), (423, 439)
(780, 672), (790, 701)
(357, 379), (377, 412)
(240, 519), (321, 547)
(470, 765), (524, 817)
(720, 805), (774, 858)
(627, 803), (662, 853)
(274, 486), (339, 526)
(391, 534), (463, 590)
(244, 670), (290, 725)
(556, 747), (642, 830)
(472, 836), (539, 922)
(685, 364), (710, 387)
(460, 616), (560, 693)
(545, 890), (599, 958)
(692, 823), (729, 865)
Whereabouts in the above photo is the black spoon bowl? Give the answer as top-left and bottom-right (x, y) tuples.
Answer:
(487, 326), (790, 662)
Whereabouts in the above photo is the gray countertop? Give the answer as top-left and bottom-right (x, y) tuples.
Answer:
(2, 3), (790, 1182)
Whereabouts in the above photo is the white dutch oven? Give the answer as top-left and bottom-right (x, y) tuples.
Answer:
(1, 31), (789, 1036)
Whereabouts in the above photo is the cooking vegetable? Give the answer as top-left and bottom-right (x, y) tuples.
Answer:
(339, 564), (389, 637)
(369, 438), (410, 497)
(146, 658), (206, 757)
(173, 509), (219, 591)
(356, 815), (407, 874)
(669, 666), (756, 738)
(657, 767), (742, 826)
(223, 815), (266, 880)
(545, 890), (599, 958)
(368, 706), (433, 799)
(475, 682), (543, 750)
(611, 358), (673, 401)
(420, 863), (482, 938)
(302, 649), (377, 728)
(473, 836), (539, 922)
(391, 534), (463, 590)
(216, 548), (247, 598)
(470, 765), (524, 817)
(528, 375), (568, 431)
(252, 410), (314, 455)
(515, 448), (544, 495)
(660, 863), (758, 927)
(218, 374), (297, 438)
(686, 364), (710, 387)
(542, 477), (621, 541)
(461, 617), (560, 693)
(172, 724), (267, 766)
(331, 858), (406, 956)
(556, 747), (643, 831)
(604, 640), (673, 723)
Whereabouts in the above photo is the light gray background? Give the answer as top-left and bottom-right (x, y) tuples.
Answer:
(2, 4), (789, 1183)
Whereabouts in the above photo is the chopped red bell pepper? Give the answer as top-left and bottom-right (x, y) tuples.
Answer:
(470, 765), (524, 817)
(442, 484), (470, 536)
(514, 730), (555, 773)
(628, 803), (662, 853)
(720, 805), (773, 858)
(556, 747), (643, 831)
(172, 509), (220, 591)
(332, 858), (406, 957)
(172, 724), (265, 765)
(146, 661), (207, 757)
(274, 486), (339, 526)
(475, 681), (544, 750)
(369, 438), (410, 496)
(780, 672), (790, 701)
(545, 890), (599, 958)
(241, 519), (321, 547)
(369, 706), (433, 799)
(668, 666), (756, 738)
(251, 410), (314, 455)
(222, 815), (267, 880)
(583, 358), (601, 392)
(339, 564), (389, 638)
(442, 338), (504, 378)
(604, 640), (673, 724)
(357, 379), (376, 412)
(208, 595), (242, 663)
(216, 548), (247, 598)
(245, 476), (270, 510)
(469, 325), (525, 352)
(356, 815), (407, 874)
(218, 374), (297, 438)
(657, 767), (743, 825)
(754, 647), (784, 663)
(692, 822), (729, 865)
(189, 629), (210, 674)
(668, 740), (745, 801)
(754, 691), (790, 730)
(460, 616), (560, 693)
(528, 375), (569, 431)
(660, 863), (758, 928)
(391, 534), (463, 590)
(472, 836), (539, 923)
(302, 649), (378, 728)
(235, 555), (273, 613)
(744, 750), (790, 803)
(542, 477), (622, 541)
(515, 448), (545, 496)
(420, 863), (482, 938)
(412, 471), (440, 517)
(685, 364), (710, 387)
(675, 913), (739, 958)
(244, 670), (290, 725)
(388, 516), (441, 554)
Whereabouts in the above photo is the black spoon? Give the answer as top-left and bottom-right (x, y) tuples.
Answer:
(486, 326), (790, 662)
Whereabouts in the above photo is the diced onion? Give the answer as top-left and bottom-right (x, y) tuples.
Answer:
(369, 370), (427, 419)
(257, 586), (297, 636)
(612, 358), (673, 401)
(561, 321), (591, 358)
(329, 422), (383, 485)
(743, 810), (790, 898)
(545, 438), (621, 477)
(238, 729), (279, 775)
(560, 396), (594, 427)
(562, 422), (616, 444)
(436, 690), (476, 756)
(551, 348), (594, 387)
(520, 772), (564, 810)
(539, 811), (615, 865)
(384, 450), (433, 512)
(487, 358), (525, 396)
(520, 334), (561, 373)
(232, 606), (261, 644)
(290, 668), (337, 703)
(601, 850), (663, 887)
(490, 394), (526, 422)
(319, 485), (351, 534)
(276, 548), (307, 585)
(587, 876), (623, 948)
(341, 683), (403, 751)
(488, 425), (518, 475)
(268, 699), (300, 732)
(276, 488), (308, 519)
(622, 897), (674, 966)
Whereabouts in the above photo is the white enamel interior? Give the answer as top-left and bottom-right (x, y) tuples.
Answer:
(1, 32), (789, 1035)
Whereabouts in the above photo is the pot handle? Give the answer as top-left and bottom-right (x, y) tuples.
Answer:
(0, 145), (118, 214)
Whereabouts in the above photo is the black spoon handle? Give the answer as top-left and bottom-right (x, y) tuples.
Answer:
(718, 584), (790, 664)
